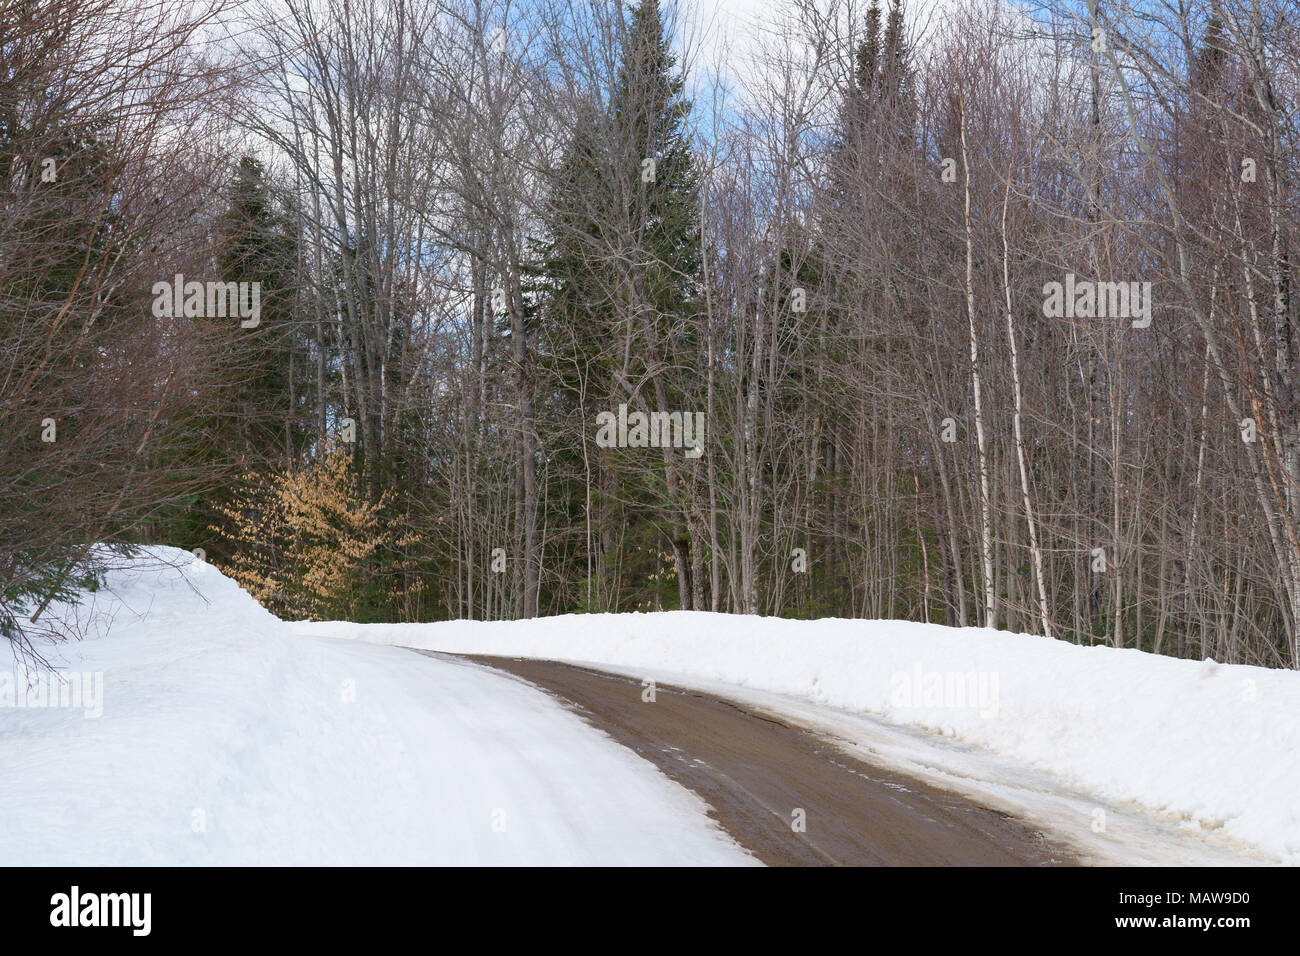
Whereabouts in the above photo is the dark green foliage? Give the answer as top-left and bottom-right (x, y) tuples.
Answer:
(157, 156), (308, 563)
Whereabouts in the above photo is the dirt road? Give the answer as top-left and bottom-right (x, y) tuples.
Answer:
(433, 653), (1075, 866)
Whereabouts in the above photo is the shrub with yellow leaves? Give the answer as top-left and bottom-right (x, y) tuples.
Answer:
(209, 443), (392, 620)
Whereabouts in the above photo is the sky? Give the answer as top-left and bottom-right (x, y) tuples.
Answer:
(682, 0), (984, 98)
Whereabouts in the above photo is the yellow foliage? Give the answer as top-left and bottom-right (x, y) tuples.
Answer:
(210, 443), (392, 620)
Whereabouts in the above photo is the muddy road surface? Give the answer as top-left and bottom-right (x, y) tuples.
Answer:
(428, 653), (1075, 866)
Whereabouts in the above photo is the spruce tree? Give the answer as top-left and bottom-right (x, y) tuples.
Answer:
(161, 156), (304, 561)
(615, 0), (701, 338)
(215, 156), (301, 466)
(533, 0), (704, 610)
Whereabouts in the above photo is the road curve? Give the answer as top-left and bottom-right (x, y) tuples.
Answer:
(430, 652), (1076, 866)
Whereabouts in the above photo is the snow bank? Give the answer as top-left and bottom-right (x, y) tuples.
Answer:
(0, 551), (751, 865)
(293, 611), (1300, 864)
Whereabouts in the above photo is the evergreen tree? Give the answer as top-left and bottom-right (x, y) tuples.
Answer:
(216, 155), (303, 466)
(616, 0), (702, 354)
(532, 0), (705, 610)
(0, 113), (142, 650)
(810, 0), (919, 610)
(160, 156), (305, 560)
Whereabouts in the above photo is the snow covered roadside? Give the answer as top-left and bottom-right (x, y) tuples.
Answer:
(0, 551), (753, 865)
(293, 612), (1300, 865)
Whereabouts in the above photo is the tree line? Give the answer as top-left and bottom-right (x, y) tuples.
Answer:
(4, 0), (1300, 668)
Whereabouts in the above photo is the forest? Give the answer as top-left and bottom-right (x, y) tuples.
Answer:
(4, 0), (1300, 669)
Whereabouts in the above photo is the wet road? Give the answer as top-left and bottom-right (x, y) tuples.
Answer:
(435, 653), (1075, 866)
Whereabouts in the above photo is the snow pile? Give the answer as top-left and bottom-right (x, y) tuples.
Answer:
(0, 550), (751, 865)
(294, 611), (1300, 863)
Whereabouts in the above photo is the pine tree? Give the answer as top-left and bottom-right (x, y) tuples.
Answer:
(810, 0), (919, 612)
(615, 0), (702, 334)
(215, 155), (302, 466)
(0, 111), (142, 652)
(160, 156), (305, 562)
(532, 0), (705, 610)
